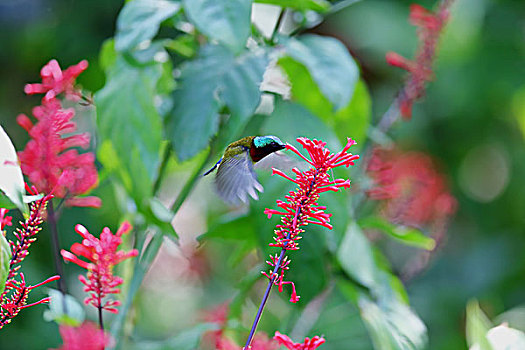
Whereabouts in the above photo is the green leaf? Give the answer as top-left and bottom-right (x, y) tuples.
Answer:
(262, 98), (341, 151)
(183, 0), (252, 53)
(95, 54), (166, 209)
(0, 125), (26, 214)
(254, 0), (330, 12)
(359, 216), (436, 250)
(164, 34), (199, 58)
(115, 0), (181, 52)
(145, 198), (178, 239)
(337, 222), (378, 289)
(0, 232), (11, 297)
(466, 300), (494, 350)
(43, 289), (85, 326)
(357, 293), (428, 350)
(279, 56), (370, 146)
(333, 79), (371, 147)
(282, 34), (359, 111)
(166, 45), (268, 161)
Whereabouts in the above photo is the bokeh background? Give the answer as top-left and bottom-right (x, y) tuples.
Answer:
(1, 0), (525, 349)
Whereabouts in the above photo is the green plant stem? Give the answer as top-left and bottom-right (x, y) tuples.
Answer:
(169, 149), (215, 214)
(152, 144), (172, 195)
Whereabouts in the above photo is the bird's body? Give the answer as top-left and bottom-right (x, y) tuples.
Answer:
(204, 135), (286, 204)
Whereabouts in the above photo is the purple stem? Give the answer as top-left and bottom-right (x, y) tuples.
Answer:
(243, 248), (287, 349)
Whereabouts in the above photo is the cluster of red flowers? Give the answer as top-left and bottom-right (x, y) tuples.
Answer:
(61, 222), (138, 313)
(386, 0), (453, 118)
(17, 59), (100, 208)
(263, 137), (359, 302)
(0, 186), (60, 329)
(274, 332), (326, 350)
(367, 148), (456, 227)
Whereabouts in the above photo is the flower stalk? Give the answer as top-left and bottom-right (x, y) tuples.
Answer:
(244, 137), (358, 349)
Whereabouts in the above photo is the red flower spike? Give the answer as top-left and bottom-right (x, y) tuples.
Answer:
(263, 138), (358, 302)
(61, 222), (138, 313)
(273, 332), (326, 350)
(0, 273), (60, 329)
(386, 0), (453, 119)
(24, 59), (88, 102)
(17, 60), (100, 208)
(53, 321), (113, 350)
(367, 148), (457, 227)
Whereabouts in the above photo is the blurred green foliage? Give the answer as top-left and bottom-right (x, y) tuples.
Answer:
(0, 0), (524, 349)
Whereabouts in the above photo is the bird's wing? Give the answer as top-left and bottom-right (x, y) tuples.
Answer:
(215, 151), (263, 204)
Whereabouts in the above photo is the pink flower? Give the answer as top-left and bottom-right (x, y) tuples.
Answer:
(24, 59), (88, 102)
(273, 331), (326, 350)
(367, 148), (456, 226)
(0, 208), (12, 230)
(61, 222), (138, 313)
(52, 321), (113, 350)
(17, 95), (100, 208)
(0, 274), (60, 329)
(262, 138), (358, 302)
(386, 1), (453, 119)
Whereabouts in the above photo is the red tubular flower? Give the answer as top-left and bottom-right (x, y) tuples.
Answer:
(61, 222), (138, 313)
(24, 59), (88, 102)
(386, 0), (453, 119)
(17, 60), (100, 208)
(53, 321), (113, 350)
(0, 187), (60, 329)
(263, 138), (358, 302)
(367, 148), (456, 227)
(0, 273), (60, 329)
(273, 331), (326, 350)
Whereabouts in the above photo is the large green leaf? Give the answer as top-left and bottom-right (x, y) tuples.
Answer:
(166, 44), (268, 161)
(357, 293), (428, 350)
(279, 56), (370, 146)
(0, 231), (11, 297)
(282, 34), (358, 111)
(183, 0), (252, 53)
(0, 125), (26, 213)
(254, 0), (330, 12)
(95, 54), (166, 208)
(337, 223), (378, 289)
(115, 0), (181, 52)
(262, 98), (341, 150)
(359, 216), (435, 250)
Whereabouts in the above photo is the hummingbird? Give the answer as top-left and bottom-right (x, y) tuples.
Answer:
(204, 135), (286, 204)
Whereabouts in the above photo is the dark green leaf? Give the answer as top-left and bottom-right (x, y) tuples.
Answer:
(115, 0), (181, 52)
(466, 300), (494, 350)
(282, 34), (358, 110)
(0, 125), (26, 214)
(95, 54), (166, 209)
(183, 0), (252, 53)
(167, 45), (268, 161)
(43, 289), (85, 326)
(359, 216), (436, 250)
(254, 0), (330, 12)
(0, 231), (11, 297)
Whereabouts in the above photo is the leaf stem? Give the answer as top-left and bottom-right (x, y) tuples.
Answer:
(152, 144), (172, 195)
